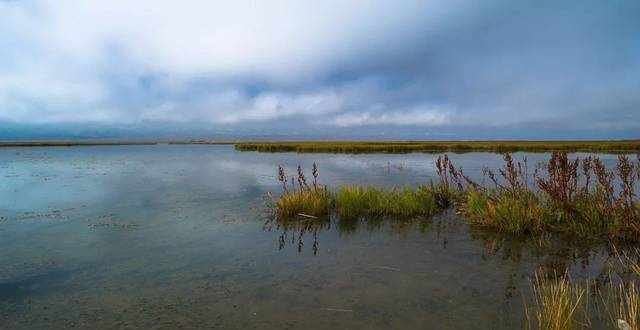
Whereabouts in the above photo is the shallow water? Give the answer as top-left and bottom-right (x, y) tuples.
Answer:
(0, 145), (626, 329)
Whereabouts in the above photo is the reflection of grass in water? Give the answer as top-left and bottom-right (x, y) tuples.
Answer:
(267, 217), (321, 254)
(235, 140), (640, 154)
(266, 214), (438, 254)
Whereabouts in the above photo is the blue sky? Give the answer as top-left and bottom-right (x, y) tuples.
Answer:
(1, 0), (639, 140)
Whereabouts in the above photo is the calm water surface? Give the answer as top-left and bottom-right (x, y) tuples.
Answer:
(0, 145), (624, 329)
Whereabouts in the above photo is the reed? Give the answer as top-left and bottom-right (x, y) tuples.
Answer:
(600, 282), (640, 330)
(523, 257), (640, 330)
(525, 275), (640, 330)
(525, 272), (588, 330)
(599, 248), (640, 330)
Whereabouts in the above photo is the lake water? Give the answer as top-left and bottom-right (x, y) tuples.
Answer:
(0, 145), (625, 329)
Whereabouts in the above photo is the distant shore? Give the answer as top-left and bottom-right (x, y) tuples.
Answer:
(234, 140), (640, 153)
(0, 139), (638, 153)
(0, 140), (235, 147)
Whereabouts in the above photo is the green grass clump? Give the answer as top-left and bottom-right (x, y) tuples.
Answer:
(273, 188), (332, 220)
(464, 188), (547, 235)
(335, 185), (442, 219)
(270, 163), (333, 220)
(270, 163), (452, 222)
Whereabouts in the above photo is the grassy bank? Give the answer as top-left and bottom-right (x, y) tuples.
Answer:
(236, 140), (640, 154)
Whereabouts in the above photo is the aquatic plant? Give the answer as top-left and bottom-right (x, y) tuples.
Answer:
(270, 164), (332, 220)
(599, 282), (640, 330)
(270, 151), (640, 242)
(525, 272), (588, 330)
(269, 160), (459, 222)
(455, 152), (640, 241)
(335, 185), (441, 219)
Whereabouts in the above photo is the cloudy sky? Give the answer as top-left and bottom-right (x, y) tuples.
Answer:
(1, 0), (639, 140)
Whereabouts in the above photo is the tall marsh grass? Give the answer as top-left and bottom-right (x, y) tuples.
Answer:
(454, 152), (640, 240)
(269, 152), (640, 241)
(525, 248), (640, 330)
(525, 273), (588, 330)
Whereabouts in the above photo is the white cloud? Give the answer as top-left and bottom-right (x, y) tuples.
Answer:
(0, 0), (463, 126)
(24, 0), (456, 82)
(138, 89), (344, 124)
(0, 0), (637, 137)
(332, 106), (451, 127)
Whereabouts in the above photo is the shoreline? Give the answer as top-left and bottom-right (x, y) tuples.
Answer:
(0, 140), (236, 148)
(234, 140), (640, 153)
(0, 139), (638, 153)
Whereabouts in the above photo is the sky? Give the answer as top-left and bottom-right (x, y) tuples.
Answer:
(1, 0), (639, 140)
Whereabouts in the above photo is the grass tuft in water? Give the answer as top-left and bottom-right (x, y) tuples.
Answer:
(522, 247), (640, 330)
(525, 272), (588, 330)
(269, 163), (456, 221)
(335, 185), (443, 219)
(269, 163), (332, 220)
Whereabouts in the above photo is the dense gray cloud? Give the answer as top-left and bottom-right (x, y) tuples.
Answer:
(0, 0), (638, 139)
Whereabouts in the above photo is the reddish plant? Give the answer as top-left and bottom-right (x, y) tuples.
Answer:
(535, 152), (579, 210)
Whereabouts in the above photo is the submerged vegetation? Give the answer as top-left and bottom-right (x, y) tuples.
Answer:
(236, 140), (640, 154)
